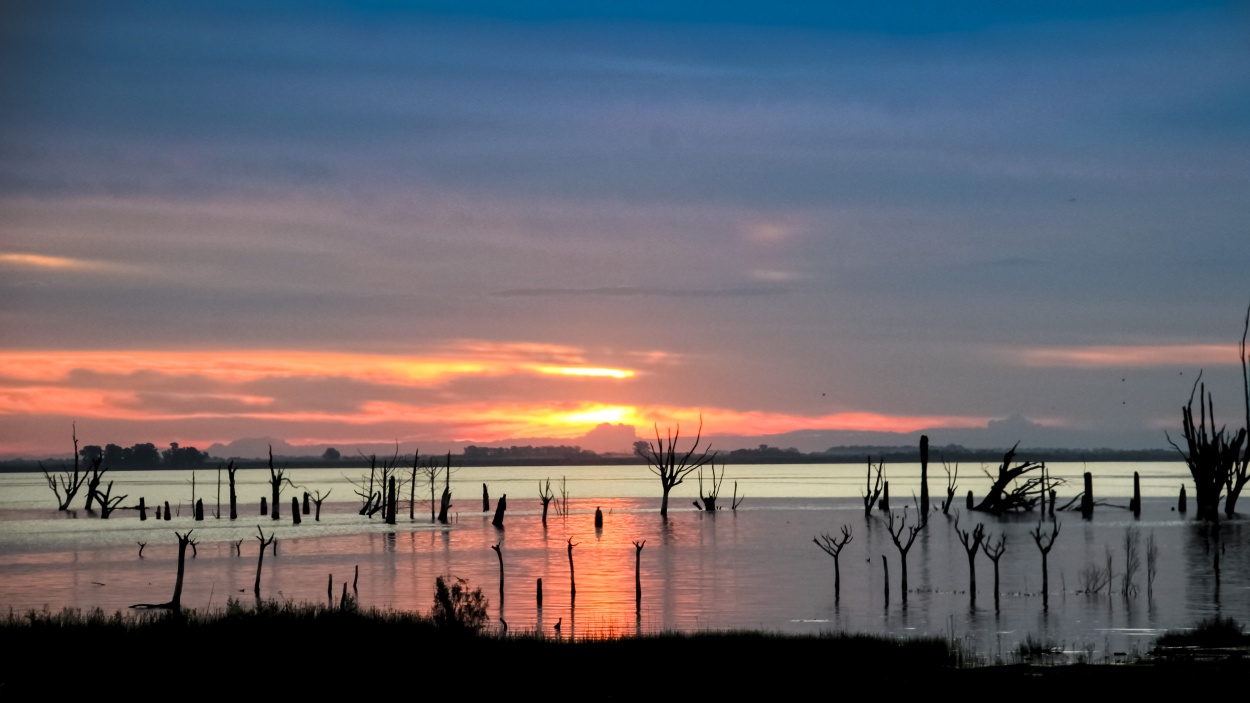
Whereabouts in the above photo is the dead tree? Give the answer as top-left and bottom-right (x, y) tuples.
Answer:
(813, 525), (853, 602)
(311, 489), (331, 521)
(696, 465), (727, 511)
(919, 435), (930, 517)
(227, 460), (239, 520)
(633, 540), (646, 608)
(349, 450), (400, 519)
(416, 452), (449, 523)
(886, 510), (924, 602)
(131, 530), (197, 613)
(291, 497), (302, 525)
(1121, 526), (1141, 597)
(137, 541), (146, 558)
(84, 457), (104, 511)
(940, 458), (958, 515)
(731, 481), (744, 510)
(407, 450), (419, 520)
(483, 483), (490, 512)
(266, 446), (294, 521)
(862, 457), (884, 518)
(567, 537), (578, 599)
(1234, 304), (1250, 519)
(1130, 472), (1142, 517)
(40, 428), (89, 511)
(539, 478), (555, 526)
(302, 493), (310, 515)
(437, 455), (453, 524)
(638, 418), (715, 518)
(216, 465), (222, 519)
(1146, 531), (1159, 600)
(491, 542), (504, 605)
(195, 498), (204, 521)
(492, 494), (507, 529)
(983, 532), (1007, 609)
(971, 443), (1057, 514)
(138, 497), (147, 521)
(953, 515), (985, 604)
(386, 476), (397, 526)
(1167, 373), (1247, 522)
(254, 526), (276, 599)
(94, 480), (127, 519)
(1030, 519), (1061, 610)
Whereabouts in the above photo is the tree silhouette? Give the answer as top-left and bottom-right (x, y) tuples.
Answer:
(813, 525), (853, 602)
(886, 510), (925, 603)
(637, 418), (715, 518)
(1030, 519), (1061, 610)
(40, 427), (88, 511)
(953, 515), (985, 604)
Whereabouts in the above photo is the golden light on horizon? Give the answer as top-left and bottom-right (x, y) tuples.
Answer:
(535, 366), (635, 379)
(0, 252), (99, 270)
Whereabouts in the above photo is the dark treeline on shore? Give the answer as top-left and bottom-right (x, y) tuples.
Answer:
(0, 442), (1179, 472)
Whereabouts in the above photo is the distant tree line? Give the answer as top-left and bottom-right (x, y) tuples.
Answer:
(462, 445), (596, 460)
(78, 442), (210, 469)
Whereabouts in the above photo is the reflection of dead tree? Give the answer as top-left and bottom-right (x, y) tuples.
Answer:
(813, 525), (853, 601)
(953, 516), (985, 604)
(638, 418), (715, 518)
(539, 479), (555, 526)
(886, 510), (924, 602)
(254, 526), (276, 599)
(93, 479), (127, 519)
(862, 457), (884, 518)
(983, 532), (1006, 609)
(1030, 519), (1061, 610)
(40, 428), (90, 511)
(1146, 531), (1159, 600)
(940, 458), (959, 515)
(1121, 526), (1141, 597)
(633, 540), (646, 608)
(567, 537), (578, 599)
(491, 542), (504, 605)
(1167, 370), (1249, 522)
(971, 443), (1058, 514)
(131, 530), (197, 613)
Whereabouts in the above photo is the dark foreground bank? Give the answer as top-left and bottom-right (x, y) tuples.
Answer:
(1, 604), (1245, 695)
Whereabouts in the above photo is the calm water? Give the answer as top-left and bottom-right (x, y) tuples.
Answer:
(1, 461), (1245, 659)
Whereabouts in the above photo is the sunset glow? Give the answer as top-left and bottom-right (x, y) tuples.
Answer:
(1012, 344), (1241, 368)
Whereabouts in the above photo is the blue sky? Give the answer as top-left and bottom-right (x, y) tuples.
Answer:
(1, 1), (1247, 455)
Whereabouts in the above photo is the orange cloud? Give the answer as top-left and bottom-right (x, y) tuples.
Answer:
(0, 252), (121, 272)
(1011, 344), (1239, 368)
(0, 345), (637, 387)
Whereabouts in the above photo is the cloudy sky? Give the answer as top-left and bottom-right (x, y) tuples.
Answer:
(1, 1), (1247, 456)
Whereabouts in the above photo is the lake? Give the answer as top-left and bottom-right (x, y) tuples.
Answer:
(1, 460), (1244, 661)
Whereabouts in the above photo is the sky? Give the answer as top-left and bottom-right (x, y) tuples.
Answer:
(1, 1), (1248, 457)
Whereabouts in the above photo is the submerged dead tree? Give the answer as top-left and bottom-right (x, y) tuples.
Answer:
(94, 479), (127, 519)
(633, 540), (646, 608)
(983, 532), (1007, 609)
(1030, 519), (1061, 610)
(971, 443), (1054, 515)
(941, 459), (958, 515)
(437, 453), (453, 524)
(567, 537), (578, 599)
(41, 428), (90, 511)
(131, 530), (197, 613)
(227, 460), (239, 520)
(539, 479), (555, 526)
(254, 526), (276, 599)
(919, 435), (931, 517)
(1168, 375), (1248, 522)
(862, 457), (885, 518)
(695, 465), (728, 511)
(886, 510), (924, 602)
(813, 525), (853, 602)
(638, 418), (715, 518)
(492, 494), (507, 529)
(491, 542), (504, 605)
(954, 516), (985, 604)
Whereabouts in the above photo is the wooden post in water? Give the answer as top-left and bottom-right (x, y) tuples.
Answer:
(491, 542), (504, 605)
(633, 540), (646, 609)
(483, 484), (490, 512)
(594, 506), (603, 528)
(567, 537), (577, 599)
(291, 497), (301, 524)
(919, 435), (930, 516)
(1080, 472), (1094, 519)
(537, 578), (543, 609)
(164, 500), (171, 521)
(1178, 485), (1187, 513)
(492, 494), (506, 529)
(1131, 472), (1142, 518)
(965, 491), (974, 510)
(386, 477), (397, 526)
(138, 497), (147, 521)
(260, 496), (268, 516)
(195, 499), (204, 521)
(302, 492), (310, 515)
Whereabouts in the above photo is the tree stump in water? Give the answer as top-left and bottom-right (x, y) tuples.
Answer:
(483, 484), (490, 512)
(164, 501), (171, 521)
(1080, 472), (1094, 519)
(879, 481), (890, 513)
(536, 578), (543, 608)
(594, 506), (603, 528)
(1130, 472), (1142, 517)
(261, 496), (268, 516)
(195, 499), (204, 521)
(292, 497), (301, 524)
(492, 494), (506, 529)
(1179, 485), (1187, 513)
(139, 497), (147, 521)
(965, 491), (973, 510)
(303, 493), (310, 515)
